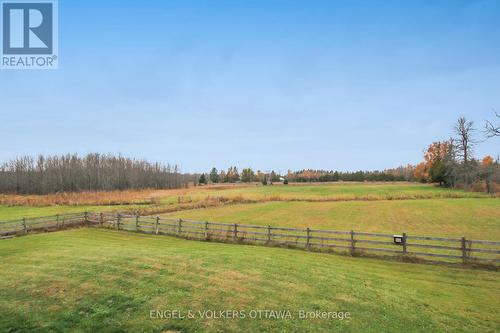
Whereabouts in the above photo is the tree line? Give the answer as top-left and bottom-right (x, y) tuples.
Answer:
(196, 166), (414, 185)
(2, 113), (497, 194)
(197, 167), (283, 185)
(0, 153), (189, 194)
(286, 168), (414, 182)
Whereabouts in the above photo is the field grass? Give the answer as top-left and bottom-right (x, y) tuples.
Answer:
(1, 183), (498, 239)
(2, 183), (484, 206)
(0, 205), (133, 221)
(163, 198), (500, 239)
(0, 189), (164, 207)
(191, 183), (491, 201)
(0, 228), (498, 333)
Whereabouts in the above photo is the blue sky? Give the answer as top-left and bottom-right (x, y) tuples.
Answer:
(1, 0), (499, 173)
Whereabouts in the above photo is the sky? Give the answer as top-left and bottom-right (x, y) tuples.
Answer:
(1, 0), (499, 173)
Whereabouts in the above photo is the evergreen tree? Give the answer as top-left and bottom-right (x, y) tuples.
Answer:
(209, 168), (219, 183)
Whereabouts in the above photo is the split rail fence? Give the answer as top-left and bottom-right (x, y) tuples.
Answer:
(1, 212), (499, 266)
(0, 212), (85, 238)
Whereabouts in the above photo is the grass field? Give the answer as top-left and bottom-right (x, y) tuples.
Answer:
(1, 183), (499, 239)
(0, 229), (498, 333)
(0, 183), (499, 332)
(0, 182), (495, 220)
(164, 198), (500, 239)
(191, 182), (491, 201)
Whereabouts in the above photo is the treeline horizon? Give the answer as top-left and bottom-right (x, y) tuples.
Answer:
(0, 153), (421, 195)
(0, 153), (189, 194)
(198, 166), (414, 185)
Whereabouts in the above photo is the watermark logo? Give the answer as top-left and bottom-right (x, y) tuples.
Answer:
(1, 0), (57, 69)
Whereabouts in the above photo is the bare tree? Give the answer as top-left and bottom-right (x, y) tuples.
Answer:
(454, 117), (476, 163)
(0, 153), (191, 194)
(453, 117), (476, 189)
(485, 111), (500, 138)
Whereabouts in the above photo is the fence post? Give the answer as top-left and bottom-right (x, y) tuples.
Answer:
(22, 217), (27, 234)
(178, 219), (182, 235)
(56, 214), (60, 229)
(99, 213), (104, 228)
(403, 232), (407, 256)
(233, 224), (238, 241)
(156, 216), (160, 235)
(461, 236), (467, 264)
(350, 230), (356, 255)
(205, 221), (209, 240)
(136, 215), (140, 231)
(116, 214), (121, 230)
(84, 212), (88, 226)
(267, 225), (272, 243)
(306, 228), (311, 250)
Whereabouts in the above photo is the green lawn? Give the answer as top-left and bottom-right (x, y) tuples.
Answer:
(0, 229), (498, 333)
(164, 198), (500, 239)
(191, 183), (490, 201)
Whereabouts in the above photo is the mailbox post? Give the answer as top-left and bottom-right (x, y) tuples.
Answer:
(402, 233), (407, 255)
(393, 234), (405, 245)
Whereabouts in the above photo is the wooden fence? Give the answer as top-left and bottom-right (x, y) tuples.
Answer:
(0, 212), (85, 236)
(1, 212), (499, 266)
(87, 212), (500, 265)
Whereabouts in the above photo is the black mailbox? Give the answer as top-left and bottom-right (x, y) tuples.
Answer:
(393, 235), (405, 245)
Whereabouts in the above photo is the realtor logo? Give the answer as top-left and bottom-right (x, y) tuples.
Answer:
(1, 0), (58, 69)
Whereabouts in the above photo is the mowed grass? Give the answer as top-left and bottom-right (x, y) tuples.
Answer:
(164, 199), (500, 239)
(192, 183), (491, 201)
(0, 229), (498, 333)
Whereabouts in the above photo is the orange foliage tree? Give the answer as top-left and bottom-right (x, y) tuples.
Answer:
(414, 141), (454, 184)
(482, 155), (494, 166)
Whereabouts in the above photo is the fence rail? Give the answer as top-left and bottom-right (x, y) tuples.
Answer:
(0, 212), (85, 236)
(1, 212), (499, 266)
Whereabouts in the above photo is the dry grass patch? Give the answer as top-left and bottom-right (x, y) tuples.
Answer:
(0, 185), (240, 207)
(0, 190), (163, 207)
